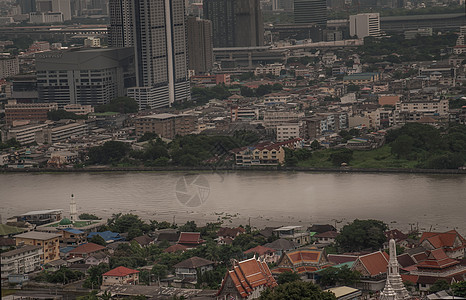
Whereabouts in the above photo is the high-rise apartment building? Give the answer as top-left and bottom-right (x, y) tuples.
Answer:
(36, 0), (71, 20)
(349, 13), (380, 38)
(293, 0), (327, 26)
(187, 16), (213, 74)
(203, 0), (264, 48)
(36, 48), (135, 108)
(109, 0), (191, 110)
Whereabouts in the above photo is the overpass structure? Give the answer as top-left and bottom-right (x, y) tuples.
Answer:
(0, 25), (108, 40)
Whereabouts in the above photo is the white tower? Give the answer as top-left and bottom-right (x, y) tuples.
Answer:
(70, 194), (77, 223)
(380, 238), (411, 299)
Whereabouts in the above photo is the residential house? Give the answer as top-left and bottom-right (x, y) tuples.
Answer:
(216, 257), (277, 299)
(173, 256), (214, 288)
(273, 226), (309, 246)
(59, 228), (87, 246)
(308, 224), (337, 235)
(177, 232), (204, 249)
(14, 231), (61, 264)
(85, 252), (110, 266)
(315, 231), (339, 244)
(87, 231), (124, 244)
(351, 251), (389, 292)
(1, 245), (42, 283)
(217, 227), (245, 244)
(418, 230), (466, 259)
(244, 245), (279, 264)
(102, 266), (139, 286)
(272, 246), (330, 281)
(263, 238), (297, 258)
(232, 139), (303, 166)
(132, 235), (154, 247)
(67, 242), (106, 259)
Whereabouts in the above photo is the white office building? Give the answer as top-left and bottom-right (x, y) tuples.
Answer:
(349, 13), (380, 39)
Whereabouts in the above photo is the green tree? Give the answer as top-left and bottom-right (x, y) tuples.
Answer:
(79, 213), (100, 220)
(0, 138), (21, 150)
(451, 281), (466, 297)
(256, 84), (273, 97)
(95, 96), (139, 114)
(347, 84), (360, 92)
(87, 141), (131, 165)
(428, 279), (450, 294)
(390, 134), (414, 159)
(47, 110), (87, 121)
(179, 221), (198, 232)
(319, 266), (360, 287)
(83, 263), (110, 289)
(241, 86), (256, 97)
(89, 235), (107, 246)
(151, 264), (168, 280)
(260, 281), (337, 300)
(336, 219), (388, 252)
(310, 140), (321, 150)
(138, 132), (159, 142)
(277, 271), (301, 284)
(329, 149), (353, 166)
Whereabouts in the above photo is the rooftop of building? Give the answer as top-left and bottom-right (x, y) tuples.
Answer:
(14, 231), (61, 240)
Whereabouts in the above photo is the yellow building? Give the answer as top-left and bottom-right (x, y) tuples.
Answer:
(14, 231), (61, 264)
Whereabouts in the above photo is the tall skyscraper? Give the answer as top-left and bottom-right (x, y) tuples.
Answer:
(109, 0), (191, 110)
(293, 0), (327, 26)
(187, 16), (213, 74)
(203, 0), (264, 48)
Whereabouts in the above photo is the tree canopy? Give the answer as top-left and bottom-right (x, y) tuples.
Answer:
(260, 281), (337, 300)
(95, 97), (139, 114)
(336, 219), (388, 252)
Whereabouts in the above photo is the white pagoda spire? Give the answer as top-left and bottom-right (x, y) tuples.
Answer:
(70, 194), (77, 223)
(380, 238), (411, 299)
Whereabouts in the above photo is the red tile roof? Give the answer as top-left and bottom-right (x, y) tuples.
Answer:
(420, 230), (466, 251)
(416, 249), (459, 270)
(69, 242), (106, 255)
(358, 251), (389, 276)
(244, 245), (276, 256)
(316, 231), (339, 238)
(217, 258), (277, 298)
(385, 229), (408, 242)
(103, 266), (139, 277)
(217, 227), (245, 238)
(177, 232), (204, 245)
(327, 254), (358, 265)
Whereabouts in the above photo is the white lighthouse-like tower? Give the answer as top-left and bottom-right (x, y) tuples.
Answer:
(380, 238), (411, 299)
(70, 194), (78, 223)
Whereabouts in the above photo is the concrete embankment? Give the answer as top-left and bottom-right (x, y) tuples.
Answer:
(2, 166), (466, 174)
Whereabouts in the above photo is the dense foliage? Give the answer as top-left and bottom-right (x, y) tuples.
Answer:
(34, 267), (84, 284)
(260, 281), (337, 300)
(87, 131), (259, 167)
(0, 138), (21, 150)
(386, 123), (466, 169)
(47, 110), (87, 121)
(95, 97), (139, 114)
(360, 34), (457, 63)
(318, 265), (361, 288)
(336, 219), (388, 252)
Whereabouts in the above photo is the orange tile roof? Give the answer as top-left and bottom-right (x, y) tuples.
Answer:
(358, 251), (389, 276)
(103, 266), (139, 277)
(420, 230), (466, 250)
(217, 258), (277, 298)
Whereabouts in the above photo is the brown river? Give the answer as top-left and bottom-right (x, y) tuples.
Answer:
(1, 171), (465, 235)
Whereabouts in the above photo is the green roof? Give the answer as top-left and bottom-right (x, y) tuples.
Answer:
(59, 218), (72, 225)
(0, 224), (26, 236)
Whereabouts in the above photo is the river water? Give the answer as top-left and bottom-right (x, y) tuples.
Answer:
(1, 171), (465, 235)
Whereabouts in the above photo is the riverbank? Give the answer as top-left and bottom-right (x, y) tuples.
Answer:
(2, 165), (466, 174)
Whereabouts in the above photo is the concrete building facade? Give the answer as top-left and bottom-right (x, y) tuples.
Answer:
(14, 231), (61, 264)
(349, 13), (380, 38)
(36, 48), (135, 108)
(187, 16), (213, 74)
(134, 113), (197, 139)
